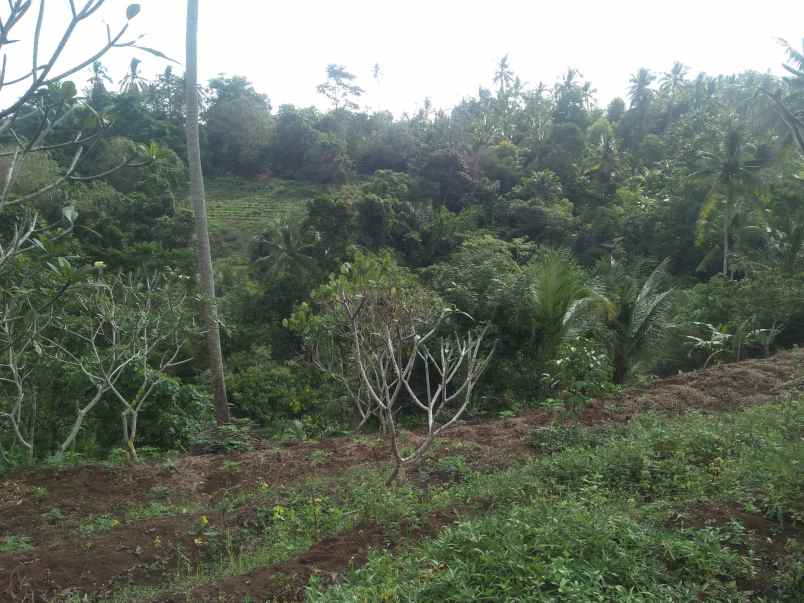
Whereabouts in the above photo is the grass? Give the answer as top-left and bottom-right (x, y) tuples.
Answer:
(0, 535), (34, 554)
(310, 401), (803, 602)
(43, 400), (804, 601)
(196, 176), (326, 233)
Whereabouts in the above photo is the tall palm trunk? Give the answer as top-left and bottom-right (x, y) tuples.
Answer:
(723, 184), (734, 278)
(185, 0), (230, 424)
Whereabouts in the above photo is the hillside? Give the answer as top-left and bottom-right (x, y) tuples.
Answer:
(181, 177), (328, 257)
(1, 350), (801, 602)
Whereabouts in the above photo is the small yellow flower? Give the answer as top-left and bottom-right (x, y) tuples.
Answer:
(153, 536), (162, 548)
(199, 515), (209, 527)
(110, 519), (120, 527)
(93, 260), (106, 270)
(193, 537), (204, 546)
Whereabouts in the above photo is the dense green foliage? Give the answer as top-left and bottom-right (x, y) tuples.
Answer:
(2, 46), (804, 468)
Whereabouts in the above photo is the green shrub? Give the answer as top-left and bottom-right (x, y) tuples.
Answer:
(188, 418), (256, 454)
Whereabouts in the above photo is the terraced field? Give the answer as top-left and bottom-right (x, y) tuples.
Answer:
(180, 177), (329, 257)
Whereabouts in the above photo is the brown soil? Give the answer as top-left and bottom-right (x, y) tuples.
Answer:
(0, 349), (801, 602)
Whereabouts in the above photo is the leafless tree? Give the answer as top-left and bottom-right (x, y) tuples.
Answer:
(46, 272), (190, 461)
(340, 290), (493, 484)
(0, 291), (50, 460)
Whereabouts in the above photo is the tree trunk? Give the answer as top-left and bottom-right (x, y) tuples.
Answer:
(722, 188), (733, 278)
(613, 351), (628, 385)
(185, 0), (230, 424)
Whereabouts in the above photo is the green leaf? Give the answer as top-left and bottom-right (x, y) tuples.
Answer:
(126, 4), (141, 19)
(61, 81), (77, 100)
(133, 45), (179, 64)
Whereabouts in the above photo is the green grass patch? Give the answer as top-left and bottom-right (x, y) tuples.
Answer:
(68, 400), (804, 602)
(198, 177), (327, 234)
(310, 401), (804, 602)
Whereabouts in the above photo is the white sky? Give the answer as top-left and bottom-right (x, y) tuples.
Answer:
(2, 1), (803, 116)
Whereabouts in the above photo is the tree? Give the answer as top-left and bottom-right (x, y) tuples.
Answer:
(510, 248), (593, 363)
(185, 0), (229, 423)
(205, 76), (273, 176)
(317, 64), (364, 111)
(292, 251), (493, 483)
(47, 272), (190, 461)
(119, 58), (148, 94)
(759, 38), (804, 155)
(0, 1), (160, 463)
(694, 125), (769, 277)
(597, 258), (674, 384)
(660, 62), (688, 102)
(87, 61), (113, 108)
(626, 68), (656, 146)
(253, 220), (318, 278)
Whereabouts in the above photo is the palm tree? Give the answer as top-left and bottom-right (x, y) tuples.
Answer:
(767, 38), (804, 155)
(494, 54), (514, 98)
(119, 58), (148, 94)
(628, 68), (655, 143)
(511, 248), (593, 362)
(87, 61), (112, 107)
(660, 61), (688, 101)
(254, 220), (318, 277)
(628, 68), (655, 109)
(693, 124), (769, 277)
(596, 258), (674, 384)
(186, 0), (230, 424)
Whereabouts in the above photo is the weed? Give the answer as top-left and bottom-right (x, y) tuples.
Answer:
(310, 449), (333, 466)
(0, 535), (33, 553)
(79, 514), (120, 536)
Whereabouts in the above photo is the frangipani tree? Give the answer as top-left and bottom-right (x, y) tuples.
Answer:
(291, 250), (493, 484)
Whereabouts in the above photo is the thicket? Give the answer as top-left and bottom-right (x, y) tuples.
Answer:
(1, 16), (803, 470)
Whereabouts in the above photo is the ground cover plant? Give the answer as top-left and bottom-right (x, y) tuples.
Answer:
(0, 2), (803, 601)
(0, 351), (801, 601)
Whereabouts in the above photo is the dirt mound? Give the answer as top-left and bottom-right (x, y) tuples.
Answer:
(446, 348), (804, 449)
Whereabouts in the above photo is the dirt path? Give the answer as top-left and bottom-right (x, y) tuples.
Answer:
(1, 349), (802, 602)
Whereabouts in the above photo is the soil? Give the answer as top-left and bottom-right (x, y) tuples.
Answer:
(0, 349), (801, 602)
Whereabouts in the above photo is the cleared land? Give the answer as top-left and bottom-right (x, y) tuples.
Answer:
(178, 177), (326, 257)
(1, 349), (802, 602)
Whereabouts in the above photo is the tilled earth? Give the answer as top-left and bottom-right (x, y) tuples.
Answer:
(1, 349), (802, 602)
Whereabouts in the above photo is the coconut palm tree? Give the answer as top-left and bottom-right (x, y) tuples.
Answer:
(186, 0), (229, 423)
(511, 248), (594, 363)
(660, 61), (688, 101)
(253, 220), (318, 277)
(628, 68), (656, 144)
(693, 124), (769, 277)
(596, 257), (674, 384)
(119, 58), (148, 95)
(772, 38), (804, 155)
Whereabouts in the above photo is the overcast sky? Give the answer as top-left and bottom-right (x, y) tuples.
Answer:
(5, 1), (804, 116)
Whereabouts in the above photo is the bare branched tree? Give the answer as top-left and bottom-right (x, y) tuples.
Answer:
(0, 291), (50, 460)
(46, 272), (190, 461)
(340, 289), (493, 484)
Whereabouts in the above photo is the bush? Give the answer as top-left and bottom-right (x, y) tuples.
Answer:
(188, 418), (257, 454)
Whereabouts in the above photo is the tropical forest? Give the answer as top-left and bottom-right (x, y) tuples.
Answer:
(0, 1), (802, 601)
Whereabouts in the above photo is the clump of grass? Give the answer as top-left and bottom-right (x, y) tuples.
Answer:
(0, 535), (34, 554)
